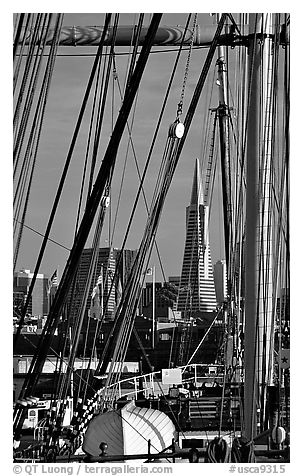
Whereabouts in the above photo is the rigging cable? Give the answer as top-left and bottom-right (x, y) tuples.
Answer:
(205, 436), (231, 462)
(13, 13), (113, 346)
(13, 14), (33, 94)
(13, 13), (162, 439)
(231, 437), (256, 462)
(87, 14), (121, 200)
(78, 18), (143, 402)
(13, 14), (50, 200)
(13, 219), (70, 251)
(108, 14), (193, 269)
(78, 16), (197, 422)
(13, 13), (43, 138)
(14, 14), (63, 271)
(13, 13), (25, 60)
(96, 15), (229, 401)
(109, 15), (145, 246)
(124, 14), (145, 93)
(109, 14), (200, 370)
(73, 37), (104, 236)
(122, 13), (140, 95)
(77, 35), (143, 401)
(64, 25), (118, 382)
(68, 15), (120, 405)
(13, 16), (53, 240)
(95, 13), (195, 372)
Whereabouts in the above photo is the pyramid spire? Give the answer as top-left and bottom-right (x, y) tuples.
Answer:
(190, 158), (203, 206)
(178, 159), (217, 314)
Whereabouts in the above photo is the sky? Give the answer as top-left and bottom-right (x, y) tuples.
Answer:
(13, 11), (228, 280)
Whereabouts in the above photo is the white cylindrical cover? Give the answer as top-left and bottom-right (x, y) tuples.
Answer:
(82, 401), (176, 457)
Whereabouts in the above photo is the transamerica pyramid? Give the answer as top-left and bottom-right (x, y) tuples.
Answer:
(177, 158), (217, 313)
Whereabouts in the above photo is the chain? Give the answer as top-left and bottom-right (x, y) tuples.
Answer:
(177, 13), (198, 119)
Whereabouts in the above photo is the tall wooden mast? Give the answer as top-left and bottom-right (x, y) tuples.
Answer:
(244, 13), (275, 440)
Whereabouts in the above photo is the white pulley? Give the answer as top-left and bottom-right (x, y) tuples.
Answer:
(101, 196), (110, 208)
(169, 121), (184, 139)
(271, 426), (286, 444)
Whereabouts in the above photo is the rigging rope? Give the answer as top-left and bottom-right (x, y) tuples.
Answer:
(66, 16), (120, 404)
(13, 14), (32, 90)
(13, 13), (162, 440)
(95, 13), (195, 371)
(13, 14), (51, 185)
(96, 14), (228, 405)
(205, 437), (231, 462)
(13, 13), (25, 60)
(70, 13), (198, 438)
(14, 13), (112, 346)
(14, 14), (63, 271)
(87, 14), (120, 200)
(73, 38), (103, 236)
(13, 14), (44, 138)
(231, 437), (256, 462)
(60, 203), (109, 407)
(124, 14), (145, 93)
(13, 220), (70, 251)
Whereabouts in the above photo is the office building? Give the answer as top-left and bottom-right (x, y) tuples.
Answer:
(177, 159), (217, 313)
(13, 269), (49, 317)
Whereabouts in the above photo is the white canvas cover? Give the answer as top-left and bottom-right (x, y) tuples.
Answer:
(82, 401), (177, 457)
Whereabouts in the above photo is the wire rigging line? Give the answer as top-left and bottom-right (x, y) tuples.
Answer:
(13, 14), (50, 180)
(13, 13), (25, 60)
(73, 40), (104, 238)
(13, 14), (33, 93)
(13, 13), (44, 136)
(109, 14), (146, 247)
(13, 16), (51, 214)
(14, 15), (64, 271)
(71, 17), (120, 352)
(52, 12), (197, 442)
(87, 15), (120, 202)
(61, 203), (109, 406)
(13, 219), (70, 251)
(121, 13), (140, 95)
(109, 15), (228, 378)
(15, 45), (216, 59)
(97, 14), (228, 401)
(109, 81), (139, 247)
(70, 13), (195, 416)
(94, 13), (195, 356)
(13, 14), (162, 439)
(14, 13), (112, 347)
(124, 13), (145, 93)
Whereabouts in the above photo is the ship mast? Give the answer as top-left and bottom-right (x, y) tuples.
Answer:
(216, 44), (232, 272)
(244, 13), (275, 440)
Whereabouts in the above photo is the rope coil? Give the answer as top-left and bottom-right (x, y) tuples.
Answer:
(205, 437), (231, 463)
